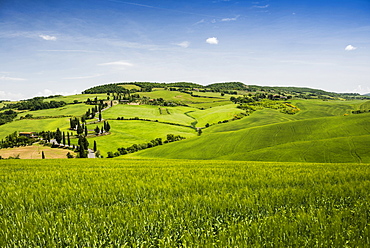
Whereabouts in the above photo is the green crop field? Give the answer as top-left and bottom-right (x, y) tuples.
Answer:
(0, 118), (70, 140)
(46, 94), (108, 104)
(16, 103), (91, 119)
(128, 110), (370, 163)
(119, 84), (141, 90)
(139, 90), (231, 107)
(187, 104), (245, 127)
(0, 159), (369, 247)
(84, 120), (196, 156)
(102, 105), (195, 126)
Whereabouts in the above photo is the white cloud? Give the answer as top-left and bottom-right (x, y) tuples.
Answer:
(0, 91), (24, 101)
(177, 41), (190, 48)
(35, 89), (79, 97)
(98, 61), (134, 67)
(253, 4), (269, 8)
(350, 85), (370, 95)
(206, 37), (219, 45)
(0, 75), (26, 81)
(194, 19), (205, 25)
(345, 45), (357, 51)
(39, 35), (57, 41)
(221, 15), (240, 22)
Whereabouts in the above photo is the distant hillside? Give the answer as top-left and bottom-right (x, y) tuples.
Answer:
(82, 82), (368, 100)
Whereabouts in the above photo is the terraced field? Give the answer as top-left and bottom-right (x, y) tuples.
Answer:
(0, 159), (369, 247)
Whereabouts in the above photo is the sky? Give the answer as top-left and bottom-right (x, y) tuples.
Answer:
(0, 0), (369, 100)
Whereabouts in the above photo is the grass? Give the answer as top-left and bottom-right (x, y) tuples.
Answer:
(187, 104), (245, 127)
(128, 112), (370, 163)
(139, 90), (232, 107)
(0, 159), (369, 247)
(16, 103), (91, 119)
(119, 84), (141, 90)
(45, 94), (108, 104)
(0, 118), (70, 140)
(84, 120), (196, 156)
(0, 144), (76, 159)
(102, 105), (195, 126)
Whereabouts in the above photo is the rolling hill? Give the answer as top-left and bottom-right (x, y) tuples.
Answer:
(0, 82), (369, 162)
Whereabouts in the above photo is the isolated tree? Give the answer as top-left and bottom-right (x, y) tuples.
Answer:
(55, 128), (62, 144)
(41, 151), (45, 159)
(93, 140), (97, 152)
(197, 128), (202, 136)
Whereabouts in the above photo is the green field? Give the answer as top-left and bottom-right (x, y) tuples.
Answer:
(45, 94), (108, 104)
(103, 105), (195, 126)
(0, 159), (369, 247)
(128, 102), (370, 163)
(0, 118), (70, 140)
(139, 90), (231, 108)
(84, 120), (197, 156)
(16, 103), (91, 119)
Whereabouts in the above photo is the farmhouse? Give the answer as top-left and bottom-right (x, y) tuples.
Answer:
(19, 132), (38, 138)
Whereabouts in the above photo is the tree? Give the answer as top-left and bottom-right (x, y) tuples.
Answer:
(93, 140), (97, 152)
(99, 112), (102, 122)
(62, 132), (66, 146)
(55, 128), (62, 144)
(67, 132), (71, 146)
(77, 124), (83, 135)
(197, 128), (202, 136)
(94, 126), (100, 135)
(66, 152), (74, 158)
(41, 151), (45, 159)
(84, 126), (88, 136)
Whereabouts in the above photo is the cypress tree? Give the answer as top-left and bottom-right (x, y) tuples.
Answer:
(55, 128), (62, 144)
(62, 132), (66, 146)
(67, 132), (70, 146)
(93, 140), (97, 152)
(84, 126), (88, 136)
(42, 151), (45, 159)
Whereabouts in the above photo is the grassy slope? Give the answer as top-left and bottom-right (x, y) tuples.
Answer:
(0, 118), (70, 140)
(46, 94), (108, 104)
(188, 104), (245, 127)
(139, 90), (230, 108)
(103, 104), (195, 126)
(1, 159), (369, 246)
(16, 103), (91, 119)
(128, 100), (370, 163)
(85, 120), (196, 156)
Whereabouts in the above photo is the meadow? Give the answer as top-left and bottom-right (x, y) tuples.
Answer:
(128, 102), (370, 163)
(16, 104), (91, 119)
(84, 120), (197, 157)
(0, 159), (369, 247)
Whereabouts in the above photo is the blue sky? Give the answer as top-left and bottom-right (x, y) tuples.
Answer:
(1, 0), (369, 100)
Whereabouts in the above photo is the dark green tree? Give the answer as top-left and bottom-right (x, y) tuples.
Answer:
(94, 126), (100, 135)
(55, 128), (62, 144)
(93, 140), (97, 152)
(62, 132), (66, 146)
(42, 151), (45, 159)
(67, 132), (71, 146)
(77, 124), (83, 135)
(84, 126), (88, 136)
